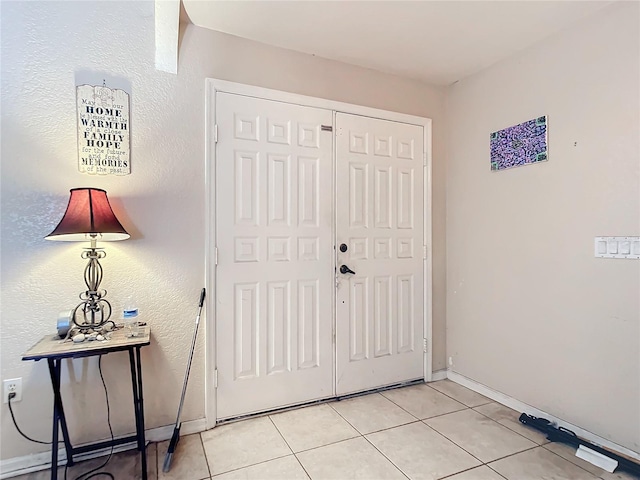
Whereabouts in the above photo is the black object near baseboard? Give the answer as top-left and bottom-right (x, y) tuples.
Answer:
(519, 413), (640, 476)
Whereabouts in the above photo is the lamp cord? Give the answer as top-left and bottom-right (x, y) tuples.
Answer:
(6, 356), (115, 479)
(7, 394), (55, 445)
(66, 355), (114, 480)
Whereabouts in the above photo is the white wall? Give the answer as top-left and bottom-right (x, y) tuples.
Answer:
(446, 2), (639, 452)
(0, 1), (446, 461)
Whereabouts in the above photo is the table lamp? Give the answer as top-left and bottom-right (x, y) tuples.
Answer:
(46, 188), (130, 330)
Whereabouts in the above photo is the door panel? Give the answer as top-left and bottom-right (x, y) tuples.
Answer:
(215, 94), (426, 416)
(335, 113), (424, 395)
(216, 92), (333, 419)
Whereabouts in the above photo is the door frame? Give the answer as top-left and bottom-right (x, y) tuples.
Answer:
(205, 78), (433, 429)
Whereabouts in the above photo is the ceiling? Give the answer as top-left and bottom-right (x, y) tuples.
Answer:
(181, 1), (613, 87)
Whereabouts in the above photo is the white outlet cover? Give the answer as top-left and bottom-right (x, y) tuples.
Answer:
(3, 377), (22, 403)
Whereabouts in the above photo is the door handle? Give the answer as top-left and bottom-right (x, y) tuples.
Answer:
(339, 265), (356, 275)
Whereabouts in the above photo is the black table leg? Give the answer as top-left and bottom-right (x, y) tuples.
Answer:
(136, 347), (147, 479)
(50, 372), (59, 480)
(48, 359), (75, 479)
(129, 348), (147, 480)
(128, 350), (142, 449)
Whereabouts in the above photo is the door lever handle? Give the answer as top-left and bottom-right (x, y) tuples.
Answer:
(339, 265), (356, 275)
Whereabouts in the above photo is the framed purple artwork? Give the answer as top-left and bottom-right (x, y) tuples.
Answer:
(490, 116), (548, 171)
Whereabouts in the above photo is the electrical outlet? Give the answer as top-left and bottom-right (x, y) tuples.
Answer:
(3, 378), (22, 403)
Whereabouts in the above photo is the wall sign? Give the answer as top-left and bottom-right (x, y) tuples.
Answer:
(490, 116), (548, 171)
(76, 84), (130, 175)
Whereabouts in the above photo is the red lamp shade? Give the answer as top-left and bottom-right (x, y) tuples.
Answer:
(45, 188), (130, 242)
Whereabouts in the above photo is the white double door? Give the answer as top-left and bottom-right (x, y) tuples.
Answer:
(215, 92), (425, 420)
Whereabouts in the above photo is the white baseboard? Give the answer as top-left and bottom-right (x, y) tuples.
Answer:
(431, 369), (448, 381)
(144, 417), (207, 443)
(0, 418), (207, 479)
(447, 370), (640, 462)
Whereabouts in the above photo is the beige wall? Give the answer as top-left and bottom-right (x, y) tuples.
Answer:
(446, 2), (639, 452)
(0, 1), (446, 461)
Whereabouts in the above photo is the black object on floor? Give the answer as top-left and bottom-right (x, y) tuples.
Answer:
(519, 413), (640, 476)
(163, 288), (206, 473)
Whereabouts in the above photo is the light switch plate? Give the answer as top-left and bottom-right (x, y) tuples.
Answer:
(595, 236), (640, 259)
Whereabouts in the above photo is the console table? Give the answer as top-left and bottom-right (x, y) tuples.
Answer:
(22, 327), (151, 480)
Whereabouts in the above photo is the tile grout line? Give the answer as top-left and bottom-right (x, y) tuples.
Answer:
(288, 433), (362, 455)
(153, 443), (160, 480)
(199, 425), (296, 478)
(542, 444), (607, 478)
(484, 463), (510, 480)
(332, 387), (543, 477)
(360, 433), (412, 480)
(198, 432), (213, 479)
(324, 401), (370, 433)
(354, 418), (424, 436)
(329, 397), (505, 480)
(266, 415), (295, 455)
(417, 405), (468, 421)
(426, 381), (493, 409)
(267, 415), (314, 480)
(272, 402), (418, 480)
(152, 441), (159, 480)
(326, 396), (422, 435)
(437, 466), (478, 480)
(380, 382), (491, 421)
(206, 453), (295, 478)
(196, 383), (604, 480)
(422, 407), (542, 464)
(266, 402), (360, 455)
(420, 411), (487, 465)
(207, 416), (296, 475)
(421, 410), (552, 468)
(291, 454), (313, 480)
(330, 392), (493, 437)
(200, 421), (295, 478)
(429, 420), (543, 467)
(471, 404), (551, 446)
(481, 443), (606, 480)
(327, 399), (411, 480)
(378, 386), (467, 420)
(378, 388), (436, 418)
(436, 463), (508, 480)
(483, 444), (544, 467)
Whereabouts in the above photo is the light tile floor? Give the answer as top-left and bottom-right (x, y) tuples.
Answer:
(13, 380), (640, 480)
